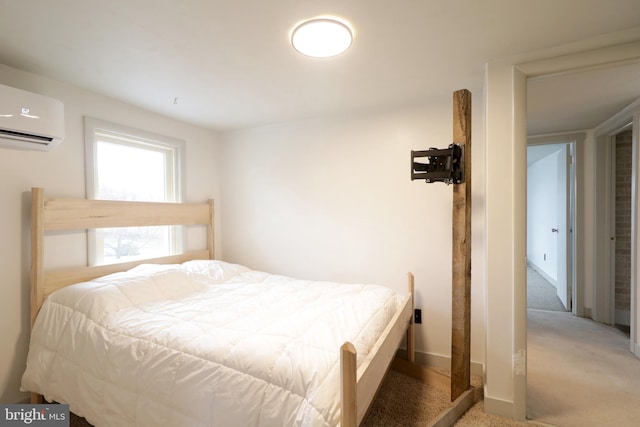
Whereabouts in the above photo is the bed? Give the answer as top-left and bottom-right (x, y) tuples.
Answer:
(21, 187), (415, 426)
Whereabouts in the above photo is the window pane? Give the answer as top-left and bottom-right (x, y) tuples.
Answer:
(85, 117), (185, 266)
(102, 226), (172, 264)
(96, 141), (167, 202)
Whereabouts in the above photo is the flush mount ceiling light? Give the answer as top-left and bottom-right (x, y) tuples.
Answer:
(291, 18), (353, 58)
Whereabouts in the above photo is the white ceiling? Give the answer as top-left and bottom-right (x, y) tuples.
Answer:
(527, 61), (640, 135)
(1, 0), (639, 133)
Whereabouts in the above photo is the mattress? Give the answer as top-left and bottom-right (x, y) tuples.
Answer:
(21, 260), (402, 427)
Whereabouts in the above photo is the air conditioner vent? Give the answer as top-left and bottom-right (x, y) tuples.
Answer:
(0, 84), (64, 151)
(0, 129), (54, 143)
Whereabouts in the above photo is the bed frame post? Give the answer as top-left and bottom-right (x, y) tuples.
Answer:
(207, 199), (215, 259)
(30, 187), (45, 404)
(407, 272), (416, 363)
(451, 89), (472, 401)
(30, 188), (44, 329)
(340, 342), (357, 427)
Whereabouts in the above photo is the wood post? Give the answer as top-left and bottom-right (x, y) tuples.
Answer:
(451, 89), (472, 401)
(340, 342), (357, 427)
(30, 188), (45, 405)
(208, 199), (215, 259)
(31, 188), (44, 329)
(407, 272), (416, 363)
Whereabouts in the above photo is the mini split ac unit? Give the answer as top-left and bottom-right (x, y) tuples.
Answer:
(0, 83), (65, 151)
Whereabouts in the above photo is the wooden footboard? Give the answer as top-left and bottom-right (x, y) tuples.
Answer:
(341, 273), (415, 426)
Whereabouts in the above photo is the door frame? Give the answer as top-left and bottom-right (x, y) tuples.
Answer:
(594, 99), (640, 355)
(597, 123), (632, 326)
(527, 136), (581, 314)
(484, 40), (640, 419)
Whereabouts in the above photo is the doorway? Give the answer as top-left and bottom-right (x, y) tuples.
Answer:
(522, 62), (640, 424)
(526, 141), (575, 313)
(597, 126), (635, 334)
(593, 103), (640, 358)
(483, 42), (640, 419)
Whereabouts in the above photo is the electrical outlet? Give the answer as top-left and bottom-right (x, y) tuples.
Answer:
(414, 308), (422, 324)
(544, 253), (546, 261)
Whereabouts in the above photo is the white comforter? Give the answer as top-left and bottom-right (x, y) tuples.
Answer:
(22, 260), (401, 427)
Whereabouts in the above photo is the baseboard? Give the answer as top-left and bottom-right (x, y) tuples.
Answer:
(615, 309), (630, 326)
(396, 348), (483, 377)
(391, 357), (451, 393)
(583, 307), (592, 318)
(483, 395), (516, 419)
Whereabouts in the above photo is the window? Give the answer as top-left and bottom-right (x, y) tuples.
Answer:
(84, 117), (185, 265)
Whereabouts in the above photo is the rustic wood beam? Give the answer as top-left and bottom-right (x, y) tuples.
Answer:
(451, 89), (472, 401)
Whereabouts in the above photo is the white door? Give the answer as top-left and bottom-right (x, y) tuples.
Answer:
(555, 144), (571, 310)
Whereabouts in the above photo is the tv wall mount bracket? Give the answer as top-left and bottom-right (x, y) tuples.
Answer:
(410, 143), (464, 185)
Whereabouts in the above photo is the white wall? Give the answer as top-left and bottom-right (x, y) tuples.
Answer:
(0, 64), (222, 403)
(220, 95), (486, 369)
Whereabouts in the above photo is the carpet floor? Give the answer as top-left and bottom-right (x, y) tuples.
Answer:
(361, 369), (451, 426)
(362, 370), (544, 427)
(527, 309), (640, 427)
(527, 266), (566, 312)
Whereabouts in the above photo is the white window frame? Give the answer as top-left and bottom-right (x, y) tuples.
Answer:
(84, 117), (186, 265)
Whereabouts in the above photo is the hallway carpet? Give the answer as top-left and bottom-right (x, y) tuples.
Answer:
(528, 309), (640, 426)
(527, 266), (566, 312)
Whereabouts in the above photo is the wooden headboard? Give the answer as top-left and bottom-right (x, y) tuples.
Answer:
(30, 187), (214, 327)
